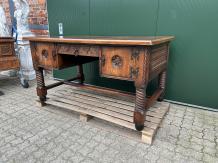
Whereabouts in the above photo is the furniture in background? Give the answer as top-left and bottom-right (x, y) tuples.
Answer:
(0, 37), (29, 95)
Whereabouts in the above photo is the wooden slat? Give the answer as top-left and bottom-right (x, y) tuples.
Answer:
(46, 99), (136, 130)
(45, 85), (169, 144)
(59, 81), (135, 102)
(59, 87), (135, 107)
(48, 95), (133, 122)
(56, 89), (135, 111)
(53, 92), (133, 116)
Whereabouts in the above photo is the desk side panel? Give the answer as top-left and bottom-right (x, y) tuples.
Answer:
(30, 42), (59, 70)
(149, 43), (169, 80)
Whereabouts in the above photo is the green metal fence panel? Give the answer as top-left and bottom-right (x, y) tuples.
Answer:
(157, 0), (218, 108)
(90, 0), (159, 36)
(47, 0), (90, 36)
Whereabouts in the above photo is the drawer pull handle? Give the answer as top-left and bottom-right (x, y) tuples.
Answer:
(42, 49), (48, 58)
(112, 55), (122, 68)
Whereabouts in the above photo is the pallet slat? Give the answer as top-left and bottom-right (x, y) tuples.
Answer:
(49, 95), (133, 122)
(44, 85), (169, 144)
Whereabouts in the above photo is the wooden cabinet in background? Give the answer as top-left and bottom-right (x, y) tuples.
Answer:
(0, 37), (19, 71)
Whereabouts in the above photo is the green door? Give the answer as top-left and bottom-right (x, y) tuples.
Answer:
(157, 0), (218, 108)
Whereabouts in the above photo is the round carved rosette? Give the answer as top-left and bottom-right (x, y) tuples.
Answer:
(111, 55), (122, 68)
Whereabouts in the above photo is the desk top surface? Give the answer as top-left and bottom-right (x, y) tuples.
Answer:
(24, 36), (174, 46)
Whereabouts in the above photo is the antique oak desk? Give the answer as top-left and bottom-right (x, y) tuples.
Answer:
(0, 37), (20, 95)
(26, 36), (174, 131)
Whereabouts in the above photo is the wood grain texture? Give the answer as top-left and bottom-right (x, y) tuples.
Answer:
(58, 44), (100, 57)
(26, 36), (173, 131)
(45, 85), (170, 144)
(149, 44), (168, 81)
(24, 36), (174, 46)
(101, 47), (135, 80)
(0, 37), (20, 71)
(0, 56), (20, 70)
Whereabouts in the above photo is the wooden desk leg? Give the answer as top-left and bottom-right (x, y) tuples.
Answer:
(36, 67), (47, 106)
(158, 71), (167, 101)
(77, 64), (85, 84)
(134, 87), (146, 131)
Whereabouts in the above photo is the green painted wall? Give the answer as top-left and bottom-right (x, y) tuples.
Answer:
(47, 0), (218, 109)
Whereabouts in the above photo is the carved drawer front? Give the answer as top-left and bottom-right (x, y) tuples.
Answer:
(35, 43), (57, 68)
(58, 44), (100, 57)
(0, 43), (13, 56)
(100, 47), (144, 81)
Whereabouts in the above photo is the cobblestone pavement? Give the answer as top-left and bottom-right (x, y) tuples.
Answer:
(0, 76), (218, 163)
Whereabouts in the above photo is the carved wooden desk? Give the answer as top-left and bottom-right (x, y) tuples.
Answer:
(25, 36), (174, 131)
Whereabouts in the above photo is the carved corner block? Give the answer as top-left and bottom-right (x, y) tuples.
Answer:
(130, 67), (139, 79)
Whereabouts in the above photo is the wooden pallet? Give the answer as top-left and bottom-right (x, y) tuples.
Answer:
(44, 85), (169, 144)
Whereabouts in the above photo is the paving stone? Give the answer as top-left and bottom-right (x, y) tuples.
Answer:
(17, 140), (30, 150)
(87, 149), (101, 161)
(78, 146), (93, 156)
(33, 148), (46, 159)
(190, 142), (203, 152)
(144, 151), (159, 162)
(81, 158), (96, 163)
(203, 139), (216, 148)
(175, 146), (191, 157)
(10, 137), (24, 146)
(156, 156), (174, 163)
(203, 153), (218, 163)
(159, 149), (174, 160)
(1, 77), (217, 163)
(189, 150), (203, 161)
(172, 153), (190, 163)
(203, 146), (217, 157)
(94, 143), (108, 153)
(177, 139), (191, 149)
(191, 136), (204, 145)
(191, 130), (203, 139)
(43, 141), (57, 152)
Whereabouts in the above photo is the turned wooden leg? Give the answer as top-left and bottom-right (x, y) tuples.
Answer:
(134, 87), (146, 131)
(77, 64), (85, 84)
(36, 67), (47, 106)
(0, 91), (4, 96)
(158, 71), (167, 101)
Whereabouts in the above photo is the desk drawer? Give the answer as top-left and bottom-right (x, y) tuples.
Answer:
(100, 47), (145, 81)
(58, 44), (100, 57)
(34, 43), (58, 69)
